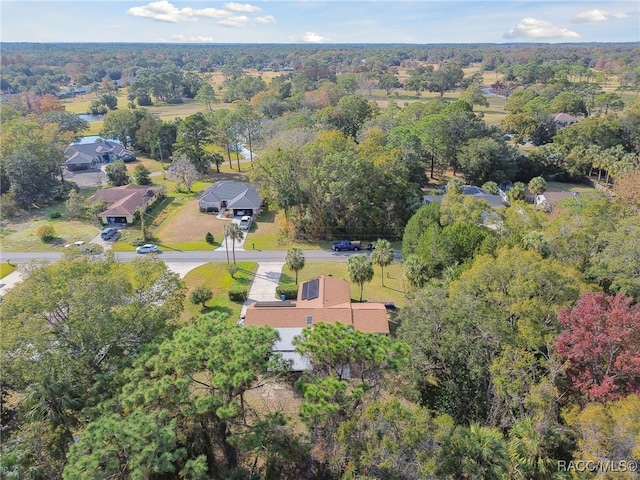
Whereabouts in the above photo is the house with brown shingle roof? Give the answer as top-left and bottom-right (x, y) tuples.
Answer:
(87, 184), (161, 224)
(244, 275), (390, 370)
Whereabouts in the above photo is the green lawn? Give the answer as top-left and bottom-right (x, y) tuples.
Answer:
(279, 260), (407, 307)
(546, 181), (596, 194)
(0, 219), (101, 252)
(0, 263), (16, 279)
(180, 261), (257, 323)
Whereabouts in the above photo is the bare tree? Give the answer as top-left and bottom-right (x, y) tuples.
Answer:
(166, 154), (199, 192)
(356, 73), (379, 98)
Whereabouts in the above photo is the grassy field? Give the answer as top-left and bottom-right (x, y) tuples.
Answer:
(0, 217), (101, 252)
(0, 263), (17, 279)
(279, 260), (408, 307)
(180, 261), (257, 323)
(545, 181), (596, 194)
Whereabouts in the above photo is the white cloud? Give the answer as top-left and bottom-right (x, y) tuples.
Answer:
(196, 8), (235, 20)
(218, 15), (250, 27)
(572, 9), (608, 23)
(302, 31), (330, 43)
(127, 1), (230, 23)
(503, 17), (580, 40)
(571, 9), (629, 23)
(253, 15), (276, 24)
(224, 2), (261, 13)
(610, 12), (629, 19)
(168, 34), (215, 42)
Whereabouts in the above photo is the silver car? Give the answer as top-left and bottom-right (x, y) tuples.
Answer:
(136, 243), (158, 254)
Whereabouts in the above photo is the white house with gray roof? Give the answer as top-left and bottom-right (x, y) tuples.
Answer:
(198, 181), (262, 216)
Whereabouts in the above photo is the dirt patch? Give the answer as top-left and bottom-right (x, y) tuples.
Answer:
(153, 195), (228, 246)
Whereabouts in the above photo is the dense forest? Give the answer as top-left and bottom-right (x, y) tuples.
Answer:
(1, 42), (640, 479)
(1, 42), (640, 96)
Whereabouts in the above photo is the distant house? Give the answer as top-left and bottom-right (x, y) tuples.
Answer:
(552, 113), (580, 129)
(198, 181), (262, 216)
(87, 184), (161, 224)
(423, 185), (507, 209)
(243, 275), (390, 371)
(64, 141), (135, 172)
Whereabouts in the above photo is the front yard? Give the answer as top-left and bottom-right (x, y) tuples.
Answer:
(180, 261), (257, 323)
(0, 218), (101, 252)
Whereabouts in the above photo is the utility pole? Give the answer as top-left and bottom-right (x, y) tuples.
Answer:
(157, 140), (165, 179)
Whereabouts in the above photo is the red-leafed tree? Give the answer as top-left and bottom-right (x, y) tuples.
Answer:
(556, 292), (640, 401)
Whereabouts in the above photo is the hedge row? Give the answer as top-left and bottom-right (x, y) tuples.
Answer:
(228, 288), (248, 302)
(276, 284), (298, 300)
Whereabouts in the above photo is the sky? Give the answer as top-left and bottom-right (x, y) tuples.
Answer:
(1, 0), (638, 44)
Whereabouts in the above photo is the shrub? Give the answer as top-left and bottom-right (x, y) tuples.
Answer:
(190, 285), (213, 307)
(0, 192), (22, 218)
(482, 181), (499, 195)
(130, 237), (146, 247)
(228, 288), (248, 302)
(49, 211), (62, 219)
(276, 284), (299, 300)
(205, 232), (214, 244)
(84, 243), (104, 255)
(508, 182), (526, 203)
(37, 225), (56, 242)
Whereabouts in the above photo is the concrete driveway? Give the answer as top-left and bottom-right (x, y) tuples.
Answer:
(64, 168), (107, 189)
(239, 262), (284, 321)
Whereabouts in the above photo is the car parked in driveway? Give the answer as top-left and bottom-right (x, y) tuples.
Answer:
(239, 215), (252, 230)
(100, 227), (118, 240)
(136, 243), (158, 254)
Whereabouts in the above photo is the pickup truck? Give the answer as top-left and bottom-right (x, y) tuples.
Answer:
(332, 240), (361, 251)
(332, 240), (375, 252)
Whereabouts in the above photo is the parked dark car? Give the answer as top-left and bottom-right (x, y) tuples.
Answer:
(100, 227), (117, 240)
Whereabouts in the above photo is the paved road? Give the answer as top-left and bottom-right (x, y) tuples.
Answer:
(0, 249), (403, 265)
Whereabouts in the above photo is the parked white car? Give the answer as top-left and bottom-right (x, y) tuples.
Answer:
(239, 215), (252, 230)
(136, 243), (159, 254)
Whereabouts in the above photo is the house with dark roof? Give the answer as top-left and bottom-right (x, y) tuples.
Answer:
(552, 113), (580, 129)
(87, 184), (161, 224)
(64, 141), (136, 172)
(243, 275), (390, 370)
(198, 181), (262, 216)
(423, 185), (507, 209)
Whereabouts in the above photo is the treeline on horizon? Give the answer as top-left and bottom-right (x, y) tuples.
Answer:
(1, 41), (638, 71)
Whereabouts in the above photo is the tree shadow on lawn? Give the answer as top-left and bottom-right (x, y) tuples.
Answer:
(278, 272), (295, 285)
(198, 305), (234, 318)
(379, 272), (406, 294)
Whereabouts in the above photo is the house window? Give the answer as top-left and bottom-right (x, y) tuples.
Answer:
(306, 316), (312, 325)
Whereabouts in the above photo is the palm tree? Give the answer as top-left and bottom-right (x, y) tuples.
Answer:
(285, 247), (305, 284)
(347, 254), (374, 302)
(508, 418), (559, 480)
(223, 224), (231, 265)
(370, 239), (394, 286)
(527, 176), (547, 210)
(226, 222), (244, 266)
(23, 375), (84, 447)
(438, 424), (510, 480)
